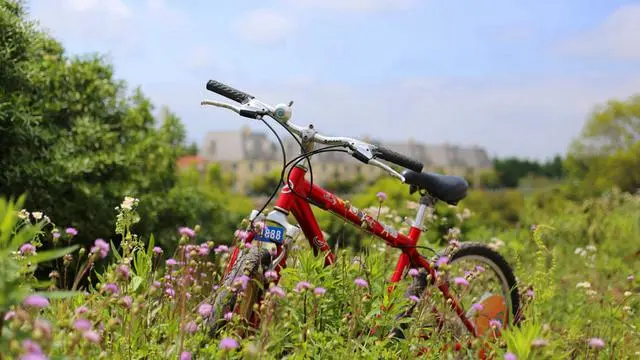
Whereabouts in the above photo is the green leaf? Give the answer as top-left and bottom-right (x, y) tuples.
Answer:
(129, 275), (144, 293)
(30, 245), (79, 264)
(33, 290), (84, 299)
(110, 239), (122, 262)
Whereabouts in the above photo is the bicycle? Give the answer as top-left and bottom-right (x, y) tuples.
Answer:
(200, 79), (521, 347)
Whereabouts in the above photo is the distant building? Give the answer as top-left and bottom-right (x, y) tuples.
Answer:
(199, 126), (492, 193)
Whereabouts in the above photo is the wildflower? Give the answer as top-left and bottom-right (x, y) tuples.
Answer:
(91, 239), (110, 259)
(19, 243), (36, 255)
(224, 312), (233, 321)
(354, 278), (368, 288)
(165, 288), (176, 298)
(504, 352), (517, 360)
(182, 321), (198, 334)
(65, 227), (78, 236)
(585, 289), (597, 297)
(268, 286), (285, 297)
(314, 287), (326, 296)
(406, 200), (418, 209)
(588, 337), (605, 349)
(34, 319), (52, 338)
(531, 338), (548, 347)
(214, 245), (229, 254)
(294, 281), (313, 293)
(489, 319), (502, 328)
(152, 281), (161, 288)
(234, 230), (249, 240)
(121, 296), (133, 309)
(18, 209), (29, 220)
(376, 192), (387, 202)
(628, 275), (635, 281)
(449, 239), (460, 248)
(234, 275), (250, 290)
(472, 303), (484, 312)
(454, 277), (469, 286)
(576, 281), (591, 289)
(624, 291), (632, 297)
(219, 337), (239, 350)
(198, 303), (213, 317)
(530, 224), (537, 231)
(265, 270), (278, 281)
(52, 231), (60, 239)
(152, 247), (163, 255)
(409, 295), (420, 303)
(436, 256), (449, 267)
(117, 264), (130, 279)
(408, 268), (419, 277)
(166, 258), (178, 266)
(31, 212), (43, 220)
(120, 196), (137, 210)
(198, 244), (210, 256)
(4, 311), (15, 320)
(83, 330), (100, 343)
(525, 288), (535, 298)
(180, 352), (192, 360)
(22, 339), (42, 355)
(73, 319), (92, 331)
(586, 244), (596, 252)
(23, 295), (49, 308)
(574, 247), (587, 257)
(75, 306), (89, 315)
(103, 283), (119, 295)
(179, 227), (196, 238)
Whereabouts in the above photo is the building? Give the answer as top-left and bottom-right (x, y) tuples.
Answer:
(199, 126), (493, 193)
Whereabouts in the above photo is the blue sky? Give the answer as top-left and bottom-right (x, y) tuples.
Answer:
(27, 0), (640, 159)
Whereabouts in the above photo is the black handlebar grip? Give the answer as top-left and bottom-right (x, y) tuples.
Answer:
(375, 146), (424, 173)
(206, 80), (255, 104)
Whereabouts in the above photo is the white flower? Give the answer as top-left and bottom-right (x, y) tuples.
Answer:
(585, 289), (597, 296)
(624, 291), (633, 297)
(32, 211), (43, 220)
(586, 244), (597, 252)
(622, 305), (633, 314)
(576, 281), (592, 289)
(120, 196), (138, 210)
(18, 209), (29, 220)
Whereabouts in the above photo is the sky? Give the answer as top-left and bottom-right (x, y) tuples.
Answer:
(26, 0), (640, 160)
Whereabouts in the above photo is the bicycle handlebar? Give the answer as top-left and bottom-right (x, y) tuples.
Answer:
(203, 79), (425, 181)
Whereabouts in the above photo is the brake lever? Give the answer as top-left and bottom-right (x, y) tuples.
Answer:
(201, 100), (241, 113)
(369, 159), (406, 182)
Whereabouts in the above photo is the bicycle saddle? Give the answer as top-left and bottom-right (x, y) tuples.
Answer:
(401, 170), (469, 205)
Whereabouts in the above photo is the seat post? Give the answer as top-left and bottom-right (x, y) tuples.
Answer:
(413, 193), (436, 229)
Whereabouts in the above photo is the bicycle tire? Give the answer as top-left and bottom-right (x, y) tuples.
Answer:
(205, 246), (272, 337)
(391, 242), (521, 339)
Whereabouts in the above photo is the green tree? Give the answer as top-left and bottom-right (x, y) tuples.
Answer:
(248, 169), (282, 196)
(566, 95), (640, 194)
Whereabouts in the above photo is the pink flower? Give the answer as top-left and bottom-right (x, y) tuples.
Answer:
(22, 339), (43, 355)
(314, 287), (326, 296)
(73, 319), (92, 331)
(408, 268), (419, 277)
(152, 246), (163, 255)
(531, 338), (548, 348)
(179, 227), (196, 238)
(182, 321), (198, 334)
(152, 281), (161, 288)
(20, 354), (47, 360)
(409, 295), (420, 303)
(472, 303), (484, 312)
(436, 256), (449, 267)
(224, 312), (233, 321)
(294, 281), (313, 293)
(75, 306), (89, 315)
(103, 283), (119, 295)
(489, 319), (502, 329)
(504, 353), (517, 360)
(354, 278), (368, 288)
(234, 230), (249, 240)
(34, 319), (51, 338)
(198, 245), (210, 256)
(52, 231), (60, 239)
(165, 288), (175, 298)
(269, 286), (285, 297)
(117, 264), (130, 279)
(4, 311), (15, 320)
(219, 337), (239, 350)
(475, 265), (486, 273)
(198, 303), (212, 317)
(91, 239), (109, 259)
(214, 245), (229, 254)
(525, 289), (534, 298)
(121, 296), (133, 309)
(23, 295), (49, 308)
(180, 352), (192, 360)
(234, 275), (250, 290)
(376, 192), (387, 202)
(19, 243), (36, 255)
(83, 330), (100, 343)
(166, 258), (177, 266)
(454, 277), (469, 286)
(588, 338), (605, 349)
(628, 275), (635, 281)
(65, 227), (78, 236)
(265, 270), (278, 281)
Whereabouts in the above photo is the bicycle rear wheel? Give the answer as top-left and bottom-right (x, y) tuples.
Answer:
(392, 242), (520, 342)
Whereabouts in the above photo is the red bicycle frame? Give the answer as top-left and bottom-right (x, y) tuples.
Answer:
(225, 164), (477, 336)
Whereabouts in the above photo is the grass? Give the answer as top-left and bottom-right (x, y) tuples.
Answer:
(0, 189), (638, 359)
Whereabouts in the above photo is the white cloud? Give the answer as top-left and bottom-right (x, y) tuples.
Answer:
(185, 45), (216, 70)
(558, 4), (640, 60)
(235, 9), (294, 44)
(284, 0), (416, 12)
(146, 0), (186, 28)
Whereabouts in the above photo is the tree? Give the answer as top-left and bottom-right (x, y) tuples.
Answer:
(566, 95), (640, 194)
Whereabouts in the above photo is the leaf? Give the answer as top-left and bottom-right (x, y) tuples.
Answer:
(33, 290), (83, 299)
(129, 275), (144, 293)
(29, 245), (79, 264)
(110, 239), (122, 262)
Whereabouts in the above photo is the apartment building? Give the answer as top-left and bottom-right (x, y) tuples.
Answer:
(199, 126), (493, 193)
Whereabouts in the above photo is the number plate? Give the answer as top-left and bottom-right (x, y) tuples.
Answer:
(256, 225), (286, 245)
